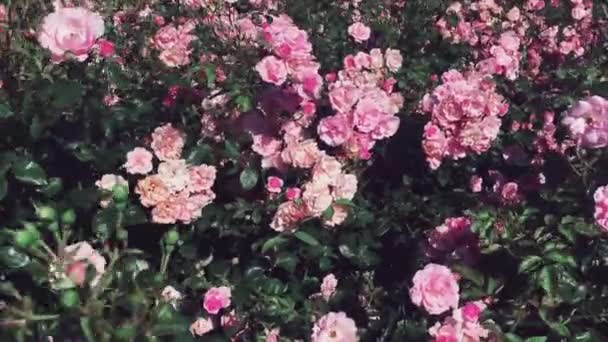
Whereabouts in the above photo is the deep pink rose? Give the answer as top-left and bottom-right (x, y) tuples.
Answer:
(203, 286), (232, 314)
(266, 176), (284, 193)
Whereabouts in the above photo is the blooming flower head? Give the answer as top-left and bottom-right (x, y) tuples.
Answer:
(348, 22), (371, 43)
(594, 185), (608, 231)
(311, 312), (358, 342)
(203, 286), (232, 314)
(38, 7), (105, 62)
(125, 147), (154, 175)
(190, 317), (214, 336)
(266, 176), (284, 193)
(562, 96), (608, 149)
(151, 124), (185, 161)
(410, 263), (460, 315)
(320, 273), (338, 301)
(63, 242), (106, 287)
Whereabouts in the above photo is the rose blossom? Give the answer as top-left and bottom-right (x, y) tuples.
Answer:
(311, 312), (358, 342)
(203, 286), (232, 314)
(151, 124), (185, 161)
(320, 273), (338, 301)
(348, 22), (371, 43)
(256, 56), (288, 86)
(188, 165), (217, 193)
(318, 114), (353, 147)
(281, 139), (321, 169)
(270, 201), (306, 232)
(384, 48), (403, 72)
(38, 7), (105, 62)
(323, 204), (349, 227)
(333, 174), (358, 201)
(470, 175), (483, 193)
(124, 147), (154, 175)
(161, 285), (183, 306)
(136, 175), (171, 208)
(302, 181), (334, 217)
(63, 242), (106, 287)
(266, 176), (284, 193)
(594, 185), (608, 231)
(410, 263), (459, 315)
(265, 328), (280, 342)
(286, 187), (302, 200)
(190, 318), (214, 336)
(562, 96), (608, 149)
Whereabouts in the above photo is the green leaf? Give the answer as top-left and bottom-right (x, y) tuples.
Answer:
(235, 95), (253, 112)
(519, 256), (543, 274)
(525, 337), (547, 342)
(186, 144), (214, 165)
(0, 281), (22, 300)
(0, 102), (14, 119)
(0, 176), (7, 201)
(545, 251), (577, 268)
(322, 205), (335, 221)
(204, 64), (216, 88)
(293, 231), (320, 246)
(261, 235), (288, 253)
(224, 140), (240, 160)
(451, 264), (484, 287)
(92, 206), (121, 240)
(12, 159), (47, 186)
(51, 79), (83, 108)
(538, 265), (558, 297)
(123, 205), (148, 226)
(0, 247), (31, 269)
(240, 168), (258, 191)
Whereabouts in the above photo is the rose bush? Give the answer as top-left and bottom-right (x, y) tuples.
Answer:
(0, 0), (607, 341)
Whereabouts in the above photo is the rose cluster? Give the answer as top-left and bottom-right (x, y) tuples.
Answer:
(562, 96), (608, 149)
(124, 124), (217, 224)
(270, 153), (358, 232)
(318, 48), (403, 160)
(151, 20), (197, 68)
(421, 70), (509, 169)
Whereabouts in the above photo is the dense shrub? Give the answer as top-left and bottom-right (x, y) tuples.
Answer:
(0, 0), (607, 341)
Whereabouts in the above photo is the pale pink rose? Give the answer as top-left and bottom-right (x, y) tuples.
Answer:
(470, 175), (483, 193)
(152, 194), (189, 224)
(329, 84), (361, 114)
(265, 328), (280, 342)
(186, 191), (216, 220)
(286, 187), (302, 200)
(270, 201), (306, 232)
(203, 286), (232, 314)
(152, 26), (180, 50)
(354, 52), (371, 69)
(323, 204), (349, 227)
(161, 286), (183, 305)
(507, 7), (521, 21)
(348, 22), (371, 43)
(157, 160), (191, 193)
(594, 185), (608, 231)
(256, 56), (288, 86)
(333, 174), (358, 201)
(64, 242), (106, 286)
(311, 312), (358, 342)
(384, 48), (403, 72)
(320, 274), (338, 301)
(281, 139), (321, 169)
(500, 182), (521, 205)
(410, 263), (459, 315)
(188, 165), (217, 193)
(318, 115), (353, 147)
(369, 48), (384, 69)
(266, 176), (284, 193)
(371, 116), (400, 140)
(151, 124), (185, 161)
(159, 47), (192, 68)
(125, 147), (154, 175)
(38, 7), (105, 62)
(0, 5), (7, 23)
(312, 154), (343, 186)
(136, 175), (171, 208)
(562, 96), (608, 149)
(252, 135), (283, 157)
(190, 318), (214, 336)
(302, 181), (334, 217)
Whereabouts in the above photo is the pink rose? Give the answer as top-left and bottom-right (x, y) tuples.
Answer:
(96, 39), (115, 57)
(136, 175), (171, 208)
(320, 273), (338, 301)
(323, 204), (349, 227)
(188, 165), (217, 193)
(270, 201), (306, 232)
(311, 312), (358, 342)
(151, 124), (185, 161)
(281, 139), (321, 169)
(318, 115), (353, 147)
(329, 84), (361, 114)
(348, 22), (371, 43)
(333, 173), (358, 201)
(470, 175), (483, 193)
(410, 263), (459, 315)
(256, 56), (288, 86)
(384, 48), (403, 72)
(203, 286), (232, 314)
(64, 242), (106, 286)
(594, 185), (608, 231)
(266, 176), (284, 193)
(190, 318), (214, 336)
(125, 147), (154, 175)
(265, 328), (280, 342)
(159, 47), (192, 68)
(38, 7), (105, 62)
(286, 187), (302, 200)
(302, 181), (333, 217)
(252, 134), (282, 157)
